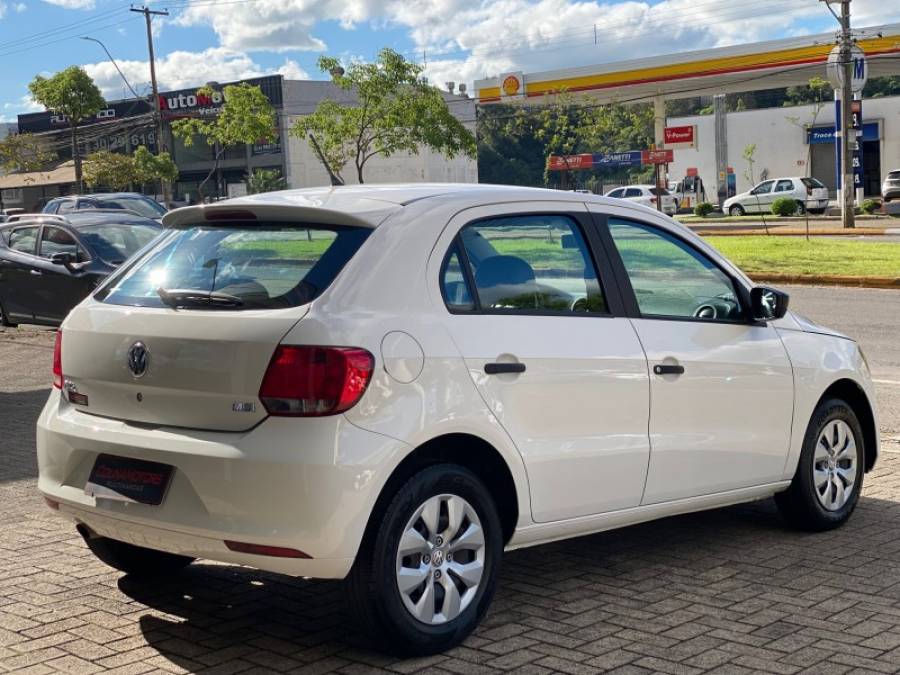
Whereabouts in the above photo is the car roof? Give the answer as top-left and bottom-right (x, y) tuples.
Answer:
(52, 192), (153, 201)
(164, 183), (625, 229)
(63, 212), (162, 229)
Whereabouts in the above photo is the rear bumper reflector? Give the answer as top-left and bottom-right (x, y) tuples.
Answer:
(224, 540), (312, 559)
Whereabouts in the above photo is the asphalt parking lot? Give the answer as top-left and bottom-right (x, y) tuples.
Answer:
(2, 285), (900, 674)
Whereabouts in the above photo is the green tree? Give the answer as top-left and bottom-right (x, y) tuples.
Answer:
(246, 168), (286, 194)
(742, 143), (758, 185)
(171, 83), (276, 199)
(0, 132), (55, 173)
(292, 48), (475, 184)
(83, 151), (138, 190)
(132, 145), (178, 186)
(83, 145), (178, 192)
(28, 66), (105, 192)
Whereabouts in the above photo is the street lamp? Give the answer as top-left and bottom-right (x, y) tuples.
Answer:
(80, 36), (140, 100)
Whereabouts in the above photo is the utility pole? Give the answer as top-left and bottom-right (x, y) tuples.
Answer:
(838, 0), (855, 228)
(130, 5), (171, 207)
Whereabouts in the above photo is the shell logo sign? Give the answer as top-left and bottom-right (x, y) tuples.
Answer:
(500, 72), (525, 99)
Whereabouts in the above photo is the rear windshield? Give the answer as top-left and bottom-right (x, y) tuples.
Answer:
(79, 223), (161, 265)
(95, 224), (370, 310)
(649, 188), (670, 196)
(93, 197), (167, 219)
(888, 171), (900, 180)
(801, 178), (826, 189)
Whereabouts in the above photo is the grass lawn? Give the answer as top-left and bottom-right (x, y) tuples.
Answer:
(704, 236), (900, 277)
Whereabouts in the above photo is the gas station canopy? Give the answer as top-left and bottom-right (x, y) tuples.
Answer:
(475, 23), (900, 105)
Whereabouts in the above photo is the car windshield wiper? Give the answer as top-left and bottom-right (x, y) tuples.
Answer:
(156, 288), (244, 309)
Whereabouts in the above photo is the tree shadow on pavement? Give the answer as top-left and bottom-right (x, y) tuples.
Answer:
(0, 388), (49, 484)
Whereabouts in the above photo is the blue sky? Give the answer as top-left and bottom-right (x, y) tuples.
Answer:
(1, 0), (896, 121)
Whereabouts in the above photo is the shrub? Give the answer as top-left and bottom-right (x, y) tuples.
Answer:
(771, 197), (798, 216)
(861, 199), (880, 215)
(694, 201), (714, 217)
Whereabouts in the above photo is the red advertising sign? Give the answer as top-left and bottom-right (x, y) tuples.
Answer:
(641, 149), (674, 165)
(686, 167), (699, 177)
(547, 154), (593, 171)
(664, 125), (696, 149)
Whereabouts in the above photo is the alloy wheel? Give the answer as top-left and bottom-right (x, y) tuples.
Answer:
(395, 493), (486, 625)
(813, 419), (858, 511)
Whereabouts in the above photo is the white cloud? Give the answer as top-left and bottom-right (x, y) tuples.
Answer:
(167, 0), (900, 97)
(14, 2), (26, 12)
(41, 0), (93, 9)
(83, 48), (309, 99)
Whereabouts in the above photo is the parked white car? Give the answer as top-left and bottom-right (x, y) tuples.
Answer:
(882, 169), (900, 202)
(604, 184), (678, 215)
(724, 177), (829, 216)
(37, 185), (877, 655)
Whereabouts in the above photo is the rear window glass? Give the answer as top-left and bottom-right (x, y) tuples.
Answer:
(79, 223), (161, 264)
(888, 171), (900, 180)
(95, 224), (370, 310)
(649, 188), (670, 196)
(801, 178), (826, 189)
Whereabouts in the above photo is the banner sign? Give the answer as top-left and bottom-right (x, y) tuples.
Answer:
(547, 154), (593, 170)
(499, 72), (525, 99)
(593, 151), (643, 168)
(807, 121), (878, 144)
(833, 99), (865, 190)
(641, 149), (674, 164)
(664, 125), (696, 149)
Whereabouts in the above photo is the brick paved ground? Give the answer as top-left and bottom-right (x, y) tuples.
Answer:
(3, 326), (900, 674)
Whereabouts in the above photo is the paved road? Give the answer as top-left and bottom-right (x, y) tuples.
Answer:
(1, 286), (899, 674)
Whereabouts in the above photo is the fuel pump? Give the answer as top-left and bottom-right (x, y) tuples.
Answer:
(673, 171), (708, 212)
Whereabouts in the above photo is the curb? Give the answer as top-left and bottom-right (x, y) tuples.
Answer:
(694, 228), (890, 236)
(749, 273), (900, 289)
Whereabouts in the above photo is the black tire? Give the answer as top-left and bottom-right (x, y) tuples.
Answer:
(78, 526), (194, 577)
(0, 300), (17, 328)
(775, 398), (865, 531)
(728, 204), (745, 217)
(795, 201), (806, 215)
(346, 464), (503, 656)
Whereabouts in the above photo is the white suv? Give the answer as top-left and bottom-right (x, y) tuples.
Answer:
(724, 177), (829, 216)
(37, 185), (878, 655)
(604, 184), (678, 215)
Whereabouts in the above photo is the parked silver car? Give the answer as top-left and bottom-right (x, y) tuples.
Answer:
(882, 170), (900, 202)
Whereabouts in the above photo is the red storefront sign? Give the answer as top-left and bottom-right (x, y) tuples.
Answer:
(547, 154), (594, 170)
(664, 125), (696, 149)
(641, 149), (674, 165)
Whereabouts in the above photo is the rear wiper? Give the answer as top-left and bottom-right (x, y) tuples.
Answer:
(156, 288), (244, 309)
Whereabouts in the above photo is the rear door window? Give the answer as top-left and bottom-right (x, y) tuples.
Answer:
(774, 179), (794, 193)
(96, 224), (370, 310)
(8, 226), (38, 255)
(624, 188), (643, 198)
(454, 214), (607, 314)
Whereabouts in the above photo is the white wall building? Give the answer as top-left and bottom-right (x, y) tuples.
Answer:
(667, 95), (900, 198)
(283, 81), (477, 189)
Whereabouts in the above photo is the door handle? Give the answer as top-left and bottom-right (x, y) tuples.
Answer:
(653, 364), (685, 375)
(484, 362), (526, 375)
(29, 269), (42, 276)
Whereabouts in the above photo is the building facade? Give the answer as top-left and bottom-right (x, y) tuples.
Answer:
(667, 95), (900, 198)
(9, 75), (476, 209)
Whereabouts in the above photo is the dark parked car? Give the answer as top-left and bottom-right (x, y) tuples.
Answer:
(0, 212), (161, 326)
(43, 193), (167, 220)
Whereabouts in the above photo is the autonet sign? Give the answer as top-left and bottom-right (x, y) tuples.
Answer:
(159, 75), (283, 120)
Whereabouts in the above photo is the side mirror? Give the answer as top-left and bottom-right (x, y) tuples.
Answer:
(50, 252), (73, 266)
(751, 286), (789, 321)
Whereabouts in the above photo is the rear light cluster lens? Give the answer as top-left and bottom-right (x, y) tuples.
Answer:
(259, 346), (374, 417)
(52, 331), (63, 389)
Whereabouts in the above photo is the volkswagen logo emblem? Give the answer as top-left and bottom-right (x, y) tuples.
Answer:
(126, 341), (150, 379)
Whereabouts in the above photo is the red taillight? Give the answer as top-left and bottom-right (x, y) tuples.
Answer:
(259, 346), (374, 417)
(224, 540), (311, 558)
(650, 197), (657, 203)
(807, 186), (812, 195)
(52, 331), (63, 389)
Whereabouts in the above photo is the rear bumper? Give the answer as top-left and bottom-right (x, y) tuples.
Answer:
(36, 390), (407, 579)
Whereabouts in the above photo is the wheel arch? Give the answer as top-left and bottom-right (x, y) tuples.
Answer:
(362, 433), (520, 546)
(819, 378), (878, 472)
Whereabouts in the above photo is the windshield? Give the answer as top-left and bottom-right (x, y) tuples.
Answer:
(96, 223), (371, 310)
(79, 223), (161, 264)
(95, 197), (167, 218)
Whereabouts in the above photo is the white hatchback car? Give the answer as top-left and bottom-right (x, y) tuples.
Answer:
(724, 177), (829, 216)
(37, 185), (877, 655)
(604, 184), (678, 215)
